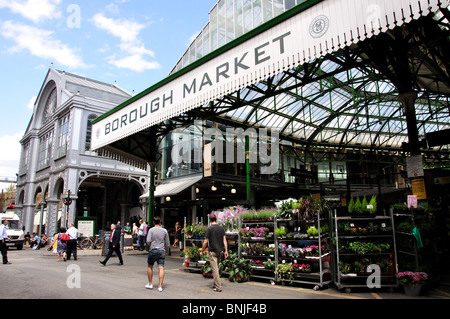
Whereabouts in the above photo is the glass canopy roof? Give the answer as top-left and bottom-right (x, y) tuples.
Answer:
(171, 0), (310, 74)
(97, 1), (450, 170)
(166, 0), (450, 169)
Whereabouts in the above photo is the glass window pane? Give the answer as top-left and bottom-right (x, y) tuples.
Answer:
(253, 0), (262, 27)
(285, 0), (295, 10)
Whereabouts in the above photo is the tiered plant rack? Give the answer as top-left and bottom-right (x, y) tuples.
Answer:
(331, 208), (399, 292)
(238, 209), (333, 290)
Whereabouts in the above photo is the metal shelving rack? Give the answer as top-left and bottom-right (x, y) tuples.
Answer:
(238, 211), (333, 290)
(331, 210), (399, 292)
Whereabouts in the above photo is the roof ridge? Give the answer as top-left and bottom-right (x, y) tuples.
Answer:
(55, 69), (117, 88)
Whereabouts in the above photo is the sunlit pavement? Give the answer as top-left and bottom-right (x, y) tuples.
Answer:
(1, 247), (449, 300)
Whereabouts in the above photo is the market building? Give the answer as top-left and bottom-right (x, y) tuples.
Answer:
(91, 0), (450, 223)
(13, 0), (450, 290)
(15, 66), (149, 236)
(89, 0), (450, 288)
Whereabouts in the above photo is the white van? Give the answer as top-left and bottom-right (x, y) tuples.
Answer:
(0, 210), (25, 250)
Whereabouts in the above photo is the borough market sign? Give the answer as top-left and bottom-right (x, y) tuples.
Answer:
(91, 0), (447, 151)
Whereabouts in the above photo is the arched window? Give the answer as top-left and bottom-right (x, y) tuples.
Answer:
(42, 88), (57, 125)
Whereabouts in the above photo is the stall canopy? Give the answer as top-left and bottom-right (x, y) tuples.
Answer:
(91, 0), (450, 168)
(140, 174), (203, 199)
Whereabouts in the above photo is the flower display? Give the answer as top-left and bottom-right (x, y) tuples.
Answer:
(215, 206), (246, 232)
(397, 271), (428, 286)
(302, 245), (325, 257)
(292, 263), (311, 273)
(240, 227), (269, 238)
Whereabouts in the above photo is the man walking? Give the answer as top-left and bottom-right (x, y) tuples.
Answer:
(200, 213), (228, 292)
(145, 216), (170, 292)
(138, 219), (145, 251)
(100, 224), (124, 266)
(66, 222), (78, 260)
(0, 220), (12, 264)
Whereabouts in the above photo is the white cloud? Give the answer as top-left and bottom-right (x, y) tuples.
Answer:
(0, 131), (24, 179)
(107, 54), (160, 73)
(0, 21), (89, 69)
(92, 13), (145, 44)
(0, 0), (61, 24)
(119, 42), (155, 57)
(92, 12), (160, 72)
(26, 96), (37, 110)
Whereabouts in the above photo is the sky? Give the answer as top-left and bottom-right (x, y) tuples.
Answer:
(0, 0), (217, 191)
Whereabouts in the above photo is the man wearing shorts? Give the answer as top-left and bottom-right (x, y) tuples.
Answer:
(145, 216), (170, 292)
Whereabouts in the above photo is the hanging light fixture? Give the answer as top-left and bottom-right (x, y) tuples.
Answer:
(165, 196), (171, 202)
(231, 188), (236, 194)
(211, 182), (217, 191)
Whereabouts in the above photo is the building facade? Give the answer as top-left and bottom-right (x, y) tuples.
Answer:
(15, 66), (149, 235)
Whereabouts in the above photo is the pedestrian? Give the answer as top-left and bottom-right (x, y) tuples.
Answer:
(0, 220), (12, 264)
(99, 224), (123, 266)
(124, 222), (131, 235)
(38, 234), (48, 249)
(145, 216), (170, 292)
(200, 213), (228, 292)
(30, 232), (40, 249)
(138, 219), (145, 251)
(56, 227), (67, 262)
(173, 222), (182, 248)
(132, 222), (138, 244)
(116, 221), (122, 233)
(24, 232), (31, 245)
(65, 222), (79, 260)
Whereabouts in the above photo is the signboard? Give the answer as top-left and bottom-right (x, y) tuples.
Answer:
(407, 195), (418, 209)
(78, 220), (94, 238)
(290, 168), (315, 179)
(406, 155), (424, 178)
(90, 0), (446, 151)
(411, 178), (427, 200)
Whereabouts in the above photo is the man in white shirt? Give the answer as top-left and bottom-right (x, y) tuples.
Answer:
(138, 219), (145, 251)
(66, 223), (79, 260)
(0, 220), (12, 264)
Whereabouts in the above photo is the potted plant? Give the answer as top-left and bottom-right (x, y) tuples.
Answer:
(275, 227), (287, 238)
(368, 195), (377, 214)
(186, 246), (201, 262)
(223, 251), (252, 283)
(200, 252), (224, 278)
(184, 225), (193, 238)
(397, 271), (428, 296)
(275, 263), (294, 284)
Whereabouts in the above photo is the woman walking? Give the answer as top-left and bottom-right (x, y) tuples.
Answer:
(56, 227), (67, 262)
(173, 222), (182, 248)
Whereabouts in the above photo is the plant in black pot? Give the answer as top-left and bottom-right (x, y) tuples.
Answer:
(200, 252), (224, 278)
(222, 251), (252, 283)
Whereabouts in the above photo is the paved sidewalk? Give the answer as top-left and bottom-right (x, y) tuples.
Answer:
(5, 246), (450, 300)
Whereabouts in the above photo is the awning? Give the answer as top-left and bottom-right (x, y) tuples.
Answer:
(140, 174), (203, 199)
